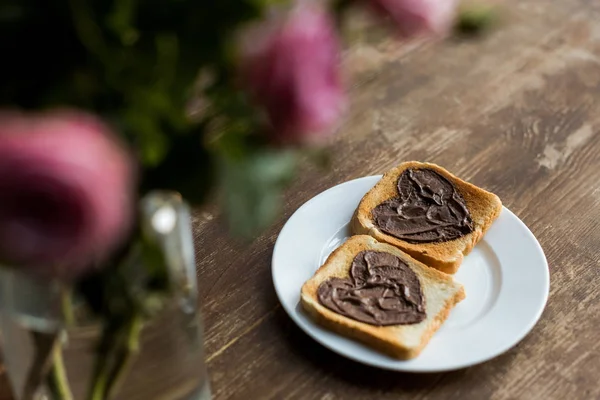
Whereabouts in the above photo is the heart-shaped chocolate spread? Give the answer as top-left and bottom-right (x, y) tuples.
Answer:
(317, 251), (426, 326)
(372, 168), (474, 243)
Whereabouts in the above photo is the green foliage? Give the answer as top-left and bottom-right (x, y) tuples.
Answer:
(0, 0), (312, 237)
(456, 4), (498, 36)
(220, 149), (298, 238)
(1, 0), (263, 161)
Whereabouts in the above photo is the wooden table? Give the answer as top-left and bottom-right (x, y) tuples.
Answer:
(195, 2), (600, 399)
(2, 0), (600, 399)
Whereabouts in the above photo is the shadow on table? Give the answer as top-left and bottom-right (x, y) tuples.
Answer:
(271, 302), (517, 395)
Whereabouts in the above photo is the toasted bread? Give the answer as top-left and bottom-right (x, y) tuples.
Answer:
(352, 161), (502, 274)
(301, 235), (465, 359)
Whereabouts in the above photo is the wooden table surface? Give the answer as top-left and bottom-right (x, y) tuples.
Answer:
(2, 0), (600, 399)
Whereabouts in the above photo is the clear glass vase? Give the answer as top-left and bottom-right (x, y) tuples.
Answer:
(0, 192), (210, 400)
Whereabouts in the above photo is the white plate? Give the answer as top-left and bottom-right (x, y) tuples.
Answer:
(272, 175), (549, 372)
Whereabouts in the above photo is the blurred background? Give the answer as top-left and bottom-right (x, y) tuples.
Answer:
(2, 0), (600, 399)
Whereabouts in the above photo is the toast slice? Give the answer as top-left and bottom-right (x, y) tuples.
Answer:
(352, 161), (502, 274)
(301, 235), (465, 360)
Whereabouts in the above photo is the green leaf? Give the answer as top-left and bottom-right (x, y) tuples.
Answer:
(122, 107), (170, 167)
(456, 4), (498, 35)
(219, 149), (298, 238)
(106, 0), (139, 45)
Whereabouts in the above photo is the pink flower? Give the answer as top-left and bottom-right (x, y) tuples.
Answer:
(0, 110), (136, 279)
(368, 0), (458, 37)
(239, 1), (346, 144)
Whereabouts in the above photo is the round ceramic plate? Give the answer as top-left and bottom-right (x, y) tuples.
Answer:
(272, 175), (549, 372)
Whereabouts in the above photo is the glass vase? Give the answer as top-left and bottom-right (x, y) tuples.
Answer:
(0, 192), (210, 400)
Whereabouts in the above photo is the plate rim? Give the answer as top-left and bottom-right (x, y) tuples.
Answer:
(272, 175), (550, 372)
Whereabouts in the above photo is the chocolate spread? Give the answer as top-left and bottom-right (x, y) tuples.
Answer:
(372, 168), (473, 243)
(317, 251), (426, 326)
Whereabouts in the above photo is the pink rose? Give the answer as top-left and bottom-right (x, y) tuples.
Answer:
(239, 1), (346, 144)
(368, 0), (458, 37)
(0, 110), (136, 279)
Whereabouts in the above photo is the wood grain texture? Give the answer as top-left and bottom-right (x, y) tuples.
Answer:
(2, 0), (600, 398)
(197, 1), (600, 399)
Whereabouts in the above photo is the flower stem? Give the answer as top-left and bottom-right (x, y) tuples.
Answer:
(89, 355), (111, 400)
(105, 315), (143, 399)
(87, 314), (143, 400)
(46, 345), (74, 400)
(60, 286), (75, 326)
(88, 328), (115, 400)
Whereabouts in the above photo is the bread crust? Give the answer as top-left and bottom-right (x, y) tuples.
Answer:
(352, 161), (502, 274)
(300, 235), (465, 360)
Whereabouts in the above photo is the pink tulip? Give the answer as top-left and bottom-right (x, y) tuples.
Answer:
(368, 0), (458, 37)
(239, 1), (346, 144)
(0, 110), (136, 279)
